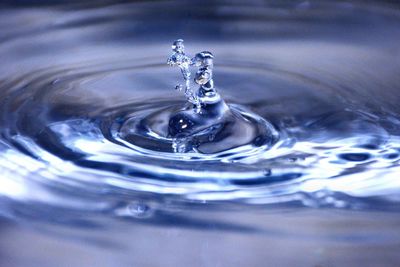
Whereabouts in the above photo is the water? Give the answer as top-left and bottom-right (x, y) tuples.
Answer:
(0, 1), (400, 266)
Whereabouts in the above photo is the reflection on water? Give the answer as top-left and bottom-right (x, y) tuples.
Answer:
(0, 1), (400, 266)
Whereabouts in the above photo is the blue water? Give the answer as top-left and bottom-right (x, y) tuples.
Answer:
(0, 1), (400, 266)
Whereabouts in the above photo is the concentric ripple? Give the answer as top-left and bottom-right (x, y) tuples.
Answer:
(0, 1), (399, 216)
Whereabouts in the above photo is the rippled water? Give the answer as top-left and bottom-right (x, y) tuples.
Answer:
(0, 1), (400, 266)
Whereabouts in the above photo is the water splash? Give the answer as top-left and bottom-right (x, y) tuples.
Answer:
(167, 39), (198, 106)
(165, 39), (277, 153)
(1, 1), (400, 266)
(0, 0), (399, 214)
(167, 39), (219, 111)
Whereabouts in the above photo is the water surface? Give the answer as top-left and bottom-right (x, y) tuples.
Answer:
(0, 1), (400, 266)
